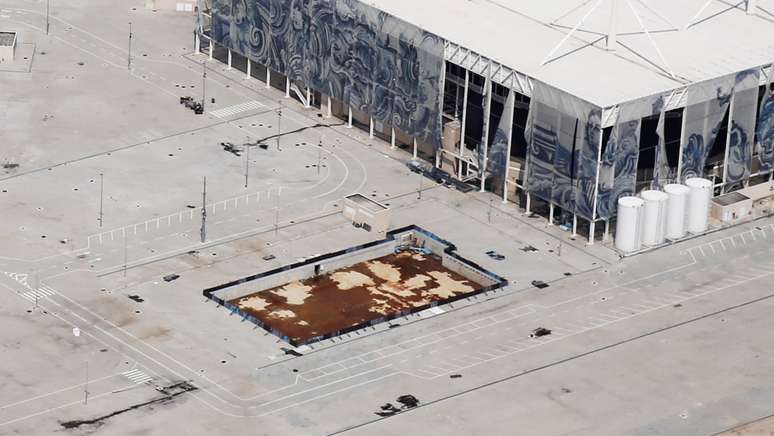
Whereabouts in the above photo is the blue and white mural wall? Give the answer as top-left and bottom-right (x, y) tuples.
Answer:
(211, 0), (445, 148)
(487, 89), (514, 195)
(756, 71), (774, 174)
(679, 74), (735, 181)
(524, 82), (602, 221)
(596, 96), (663, 220)
(725, 69), (760, 187)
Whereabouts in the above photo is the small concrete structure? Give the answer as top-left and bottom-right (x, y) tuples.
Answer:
(711, 181), (774, 225)
(711, 191), (753, 225)
(342, 193), (392, 235)
(0, 31), (17, 63)
(145, 0), (195, 11)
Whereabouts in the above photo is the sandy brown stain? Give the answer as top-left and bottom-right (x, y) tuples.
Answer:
(331, 271), (374, 290)
(138, 326), (172, 341)
(270, 309), (297, 319)
(274, 282), (312, 305)
(237, 295), (270, 312)
(425, 271), (474, 298)
(366, 260), (402, 283)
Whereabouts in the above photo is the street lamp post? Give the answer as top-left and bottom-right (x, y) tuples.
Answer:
(127, 22), (133, 70)
(276, 100), (282, 151)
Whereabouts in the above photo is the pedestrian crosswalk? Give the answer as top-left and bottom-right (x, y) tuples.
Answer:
(122, 368), (153, 384)
(20, 285), (56, 302)
(209, 100), (264, 118)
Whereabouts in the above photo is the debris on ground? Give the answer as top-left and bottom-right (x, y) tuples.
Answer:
(388, 323), (400, 329)
(375, 403), (401, 417)
(2, 163), (19, 170)
(262, 254), (276, 261)
(531, 280), (549, 289)
(163, 274), (180, 282)
(450, 374), (462, 379)
(396, 394), (420, 409)
(179, 96), (203, 114)
(530, 327), (552, 338)
(280, 347), (303, 357)
(220, 142), (241, 156)
(258, 143), (269, 150)
(186, 204), (196, 209)
(520, 245), (538, 252)
(59, 381), (196, 430)
(485, 250), (505, 261)
(128, 295), (144, 303)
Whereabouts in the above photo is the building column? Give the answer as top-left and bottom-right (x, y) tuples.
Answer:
(588, 220), (596, 245)
(603, 220), (610, 242)
(676, 106), (688, 180)
(326, 96), (332, 118)
(572, 214), (578, 237)
(227, 49), (232, 70)
(525, 193), (532, 215)
(305, 88), (311, 108)
(548, 203), (555, 225)
(503, 82), (516, 203)
(720, 92), (736, 194)
(347, 108), (353, 128)
(246, 59), (251, 79)
(194, 33), (201, 54)
(459, 69), (470, 181)
(413, 138), (418, 159)
(208, 40), (213, 61)
(285, 77), (290, 98)
(369, 117), (374, 139)
(266, 68), (271, 89)
(479, 63), (493, 192)
(391, 127), (396, 149)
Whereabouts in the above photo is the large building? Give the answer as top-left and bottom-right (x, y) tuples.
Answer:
(195, 0), (774, 243)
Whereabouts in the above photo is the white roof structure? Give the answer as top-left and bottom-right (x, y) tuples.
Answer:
(368, 0), (774, 108)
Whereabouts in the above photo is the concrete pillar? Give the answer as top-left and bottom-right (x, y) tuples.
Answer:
(572, 214), (578, 237)
(208, 41), (213, 61)
(391, 127), (396, 149)
(525, 193), (532, 215)
(194, 33), (200, 54)
(266, 68), (271, 89)
(347, 108), (353, 128)
(285, 77), (290, 98)
(326, 96), (332, 118)
(305, 88), (311, 108)
(369, 118), (374, 139)
(603, 220), (610, 242)
(588, 221), (596, 245)
(227, 49), (232, 70)
(413, 138), (418, 159)
(548, 203), (555, 225)
(246, 60), (251, 79)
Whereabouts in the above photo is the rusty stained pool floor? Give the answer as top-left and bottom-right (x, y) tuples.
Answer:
(228, 251), (485, 343)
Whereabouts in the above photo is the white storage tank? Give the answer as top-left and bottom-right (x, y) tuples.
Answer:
(685, 178), (713, 234)
(640, 190), (668, 246)
(615, 196), (644, 253)
(664, 184), (690, 240)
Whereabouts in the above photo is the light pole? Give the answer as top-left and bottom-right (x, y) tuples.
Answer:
(45, 0), (50, 35)
(200, 177), (207, 243)
(201, 61), (207, 111)
(98, 172), (104, 228)
(244, 138), (250, 188)
(317, 137), (323, 176)
(127, 22), (132, 70)
(276, 101), (282, 151)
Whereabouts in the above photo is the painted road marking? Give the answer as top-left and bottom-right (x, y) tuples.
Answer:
(209, 100), (264, 118)
(122, 369), (153, 384)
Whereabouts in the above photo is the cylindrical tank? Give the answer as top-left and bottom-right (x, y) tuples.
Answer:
(615, 196), (644, 253)
(664, 184), (690, 240)
(685, 177), (713, 234)
(640, 190), (668, 246)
